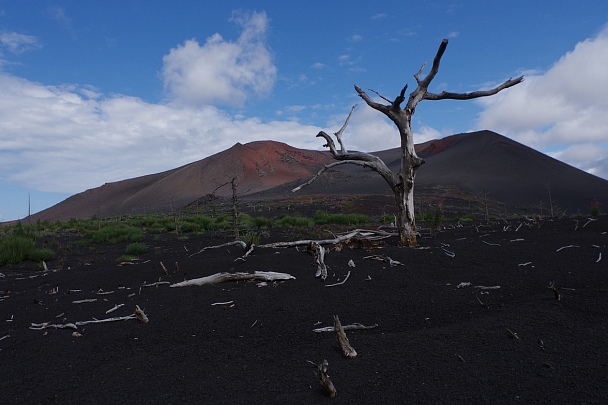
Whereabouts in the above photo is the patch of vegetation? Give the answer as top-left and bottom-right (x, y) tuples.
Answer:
(590, 199), (602, 216)
(124, 242), (148, 256)
(313, 210), (369, 226)
(0, 235), (54, 265)
(86, 223), (144, 244)
(277, 213), (314, 227)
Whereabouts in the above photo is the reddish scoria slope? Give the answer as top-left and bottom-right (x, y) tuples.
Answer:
(27, 141), (333, 221)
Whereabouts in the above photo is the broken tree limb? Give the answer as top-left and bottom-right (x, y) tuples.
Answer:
(334, 315), (357, 358)
(363, 254), (405, 267)
(169, 271), (295, 287)
(315, 360), (337, 398)
(325, 271), (351, 287)
(189, 240), (247, 258)
(258, 229), (395, 249)
(310, 242), (328, 280)
(313, 323), (378, 333)
(30, 306), (149, 330)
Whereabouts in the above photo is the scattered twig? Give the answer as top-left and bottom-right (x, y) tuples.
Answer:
(363, 254), (405, 267)
(160, 261), (169, 275)
(72, 299), (97, 304)
(250, 320), (258, 328)
(474, 285), (500, 290)
(482, 240), (501, 246)
(548, 281), (561, 301)
(0, 335), (10, 341)
(475, 295), (487, 308)
(142, 281), (170, 288)
(105, 304), (125, 314)
(556, 245), (579, 252)
(583, 218), (598, 228)
(313, 323), (378, 333)
(441, 247), (455, 257)
(334, 315), (357, 358)
(189, 241), (247, 257)
(507, 328), (520, 340)
(518, 262), (532, 267)
(211, 301), (234, 306)
(325, 271), (351, 287)
(597, 252), (602, 263)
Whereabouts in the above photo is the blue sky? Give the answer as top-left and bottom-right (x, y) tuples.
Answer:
(1, 1), (607, 221)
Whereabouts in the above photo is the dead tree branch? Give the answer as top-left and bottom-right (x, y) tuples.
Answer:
(334, 315), (357, 358)
(169, 271), (295, 287)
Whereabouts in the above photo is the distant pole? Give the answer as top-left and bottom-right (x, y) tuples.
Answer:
(28, 194), (31, 224)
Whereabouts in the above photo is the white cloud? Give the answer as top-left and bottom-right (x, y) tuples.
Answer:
(0, 72), (325, 195)
(0, 31), (41, 53)
(476, 26), (608, 179)
(161, 11), (276, 106)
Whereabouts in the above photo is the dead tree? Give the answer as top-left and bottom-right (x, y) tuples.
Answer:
(293, 39), (523, 246)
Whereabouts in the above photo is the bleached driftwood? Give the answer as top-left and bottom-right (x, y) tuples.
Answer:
(30, 306), (149, 330)
(72, 299), (97, 304)
(258, 229), (395, 249)
(363, 254), (405, 267)
(556, 245), (579, 252)
(142, 281), (170, 288)
(334, 315), (357, 358)
(169, 271), (295, 287)
(189, 240), (247, 257)
(314, 359), (337, 398)
(105, 303), (125, 314)
(310, 242), (328, 280)
(313, 322), (378, 333)
(134, 305), (149, 323)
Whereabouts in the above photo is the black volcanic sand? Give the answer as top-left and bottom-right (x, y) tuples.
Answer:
(1, 217), (608, 404)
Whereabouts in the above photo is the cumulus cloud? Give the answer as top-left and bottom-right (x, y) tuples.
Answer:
(476, 26), (608, 178)
(161, 11), (276, 106)
(0, 72), (324, 195)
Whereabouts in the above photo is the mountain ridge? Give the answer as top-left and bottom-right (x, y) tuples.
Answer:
(10, 130), (608, 222)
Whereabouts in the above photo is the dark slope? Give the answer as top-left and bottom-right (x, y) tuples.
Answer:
(16, 131), (608, 222)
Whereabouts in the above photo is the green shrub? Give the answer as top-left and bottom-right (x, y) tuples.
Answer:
(0, 235), (55, 265)
(313, 210), (369, 226)
(277, 213), (313, 227)
(124, 242), (148, 256)
(86, 224), (144, 244)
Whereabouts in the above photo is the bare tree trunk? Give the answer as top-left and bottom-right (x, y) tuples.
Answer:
(293, 39), (523, 248)
(394, 183), (417, 246)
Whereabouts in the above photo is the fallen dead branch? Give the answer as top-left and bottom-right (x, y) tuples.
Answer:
(556, 245), (579, 252)
(313, 323), (378, 333)
(334, 315), (357, 358)
(258, 229), (395, 249)
(548, 281), (561, 301)
(211, 301), (234, 306)
(309, 242), (328, 280)
(142, 281), (170, 288)
(31, 306), (150, 331)
(0, 335), (10, 341)
(134, 305), (149, 323)
(72, 299), (97, 304)
(313, 359), (337, 398)
(363, 254), (405, 267)
(169, 271), (295, 287)
(474, 285), (501, 290)
(189, 240), (247, 257)
(105, 304), (125, 314)
(325, 271), (351, 287)
(507, 328), (520, 340)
